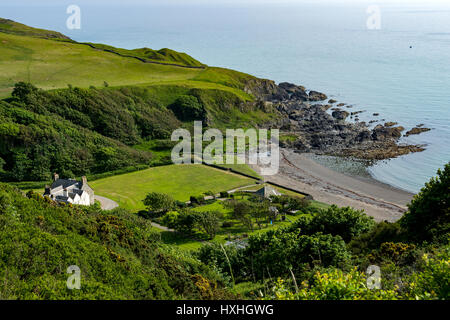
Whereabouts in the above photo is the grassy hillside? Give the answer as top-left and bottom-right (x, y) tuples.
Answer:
(0, 18), (280, 183)
(0, 18), (258, 98)
(0, 18), (70, 40)
(0, 31), (201, 98)
(84, 43), (204, 68)
(90, 164), (256, 211)
(0, 182), (233, 299)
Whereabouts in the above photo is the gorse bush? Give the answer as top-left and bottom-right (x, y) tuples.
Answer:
(0, 183), (232, 299)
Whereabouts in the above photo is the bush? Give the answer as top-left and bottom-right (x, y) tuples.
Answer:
(190, 195), (205, 206)
(268, 268), (399, 300)
(160, 211), (180, 229)
(400, 162), (450, 243)
(193, 211), (222, 240)
(196, 243), (247, 282)
(349, 221), (404, 254)
(291, 205), (375, 242)
(219, 191), (229, 198)
(0, 182), (230, 299)
(408, 249), (450, 299)
(143, 192), (175, 218)
(245, 229), (351, 280)
(168, 95), (206, 121)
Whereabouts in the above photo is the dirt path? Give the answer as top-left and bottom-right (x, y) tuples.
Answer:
(95, 195), (119, 211)
(251, 149), (414, 222)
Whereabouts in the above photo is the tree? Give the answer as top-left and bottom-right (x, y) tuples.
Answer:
(292, 205), (375, 242)
(225, 200), (254, 231)
(12, 82), (38, 102)
(270, 195), (310, 214)
(194, 211), (222, 240)
(251, 200), (271, 229)
(168, 95), (205, 121)
(143, 192), (175, 218)
(400, 162), (450, 243)
(175, 209), (197, 234)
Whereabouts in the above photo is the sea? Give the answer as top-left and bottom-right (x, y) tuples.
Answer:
(1, 0), (449, 193)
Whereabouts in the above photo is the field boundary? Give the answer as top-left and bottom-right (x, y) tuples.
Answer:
(201, 161), (314, 199)
(79, 42), (207, 69)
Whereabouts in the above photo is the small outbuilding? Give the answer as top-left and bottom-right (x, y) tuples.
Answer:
(255, 185), (282, 198)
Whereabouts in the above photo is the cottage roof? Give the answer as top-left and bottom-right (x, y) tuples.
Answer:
(51, 179), (80, 190)
(255, 185), (282, 198)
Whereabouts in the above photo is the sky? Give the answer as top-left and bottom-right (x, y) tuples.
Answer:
(4, 0), (450, 5)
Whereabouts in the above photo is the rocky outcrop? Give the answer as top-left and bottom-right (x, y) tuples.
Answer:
(308, 90), (328, 101)
(332, 109), (349, 120)
(405, 127), (431, 137)
(372, 125), (404, 140)
(254, 81), (426, 161)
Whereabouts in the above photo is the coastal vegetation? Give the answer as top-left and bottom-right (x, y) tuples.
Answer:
(0, 19), (447, 301)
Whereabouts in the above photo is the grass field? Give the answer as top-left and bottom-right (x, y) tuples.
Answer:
(90, 164), (256, 212)
(0, 29), (256, 99)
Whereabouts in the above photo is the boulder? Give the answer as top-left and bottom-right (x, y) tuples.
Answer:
(372, 125), (404, 141)
(404, 127), (431, 137)
(308, 90), (328, 101)
(332, 110), (350, 120)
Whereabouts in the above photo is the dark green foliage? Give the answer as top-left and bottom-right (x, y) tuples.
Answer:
(0, 183), (231, 299)
(13, 83), (181, 144)
(193, 211), (222, 240)
(11, 81), (38, 102)
(290, 205), (375, 242)
(173, 210), (197, 234)
(400, 163), (450, 243)
(143, 192), (176, 218)
(190, 195), (206, 206)
(169, 95), (206, 121)
(196, 243), (247, 282)
(219, 191), (230, 198)
(349, 221), (405, 255)
(245, 229), (351, 280)
(1, 84), (165, 181)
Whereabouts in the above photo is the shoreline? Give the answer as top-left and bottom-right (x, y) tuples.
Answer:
(251, 148), (415, 222)
(303, 152), (416, 194)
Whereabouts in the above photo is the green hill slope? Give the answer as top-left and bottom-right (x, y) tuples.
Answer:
(0, 18), (71, 40)
(0, 183), (232, 299)
(0, 18), (257, 98)
(0, 19), (280, 183)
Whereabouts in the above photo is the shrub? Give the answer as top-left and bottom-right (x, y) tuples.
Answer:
(219, 191), (229, 198)
(349, 221), (404, 254)
(291, 205), (375, 242)
(190, 195), (205, 206)
(143, 192), (175, 218)
(168, 95), (205, 121)
(400, 163), (450, 243)
(268, 268), (399, 300)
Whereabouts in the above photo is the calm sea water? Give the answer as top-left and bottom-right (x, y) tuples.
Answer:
(2, 1), (450, 193)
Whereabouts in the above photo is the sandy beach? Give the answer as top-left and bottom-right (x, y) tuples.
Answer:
(251, 148), (415, 222)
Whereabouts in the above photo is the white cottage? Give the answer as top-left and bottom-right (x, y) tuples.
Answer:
(44, 173), (94, 206)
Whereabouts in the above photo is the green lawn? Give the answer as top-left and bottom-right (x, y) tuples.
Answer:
(89, 164), (256, 212)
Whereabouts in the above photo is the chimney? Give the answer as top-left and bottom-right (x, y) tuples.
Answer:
(63, 188), (68, 197)
(82, 176), (87, 185)
(53, 173), (59, 182)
